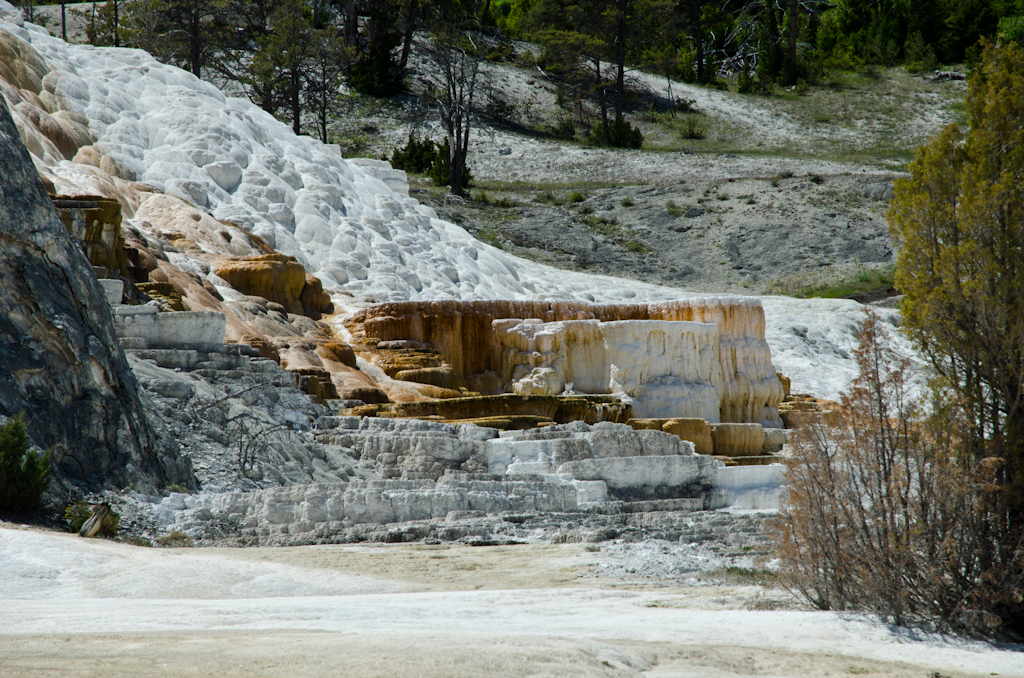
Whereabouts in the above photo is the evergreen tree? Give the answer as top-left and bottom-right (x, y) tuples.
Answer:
(0, 416), (50, 512)
(242, 0), (313, 135)
(305, 27), (353, 143)
(888, 40), (1024, 633)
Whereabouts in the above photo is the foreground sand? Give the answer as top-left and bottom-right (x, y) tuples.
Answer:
(1, 525), (1020, 678)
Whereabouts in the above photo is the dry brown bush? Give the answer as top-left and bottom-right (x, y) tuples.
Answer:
(774, 311), (1024, 637)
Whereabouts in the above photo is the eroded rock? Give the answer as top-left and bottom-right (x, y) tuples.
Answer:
(0, 99), (193, 496)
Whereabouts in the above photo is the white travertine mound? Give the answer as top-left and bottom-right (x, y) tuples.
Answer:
(0, 11), (910, 401)
(493, 316), (781, 424)
(558, 455), (718, 491)
(495, 318), (723, 420)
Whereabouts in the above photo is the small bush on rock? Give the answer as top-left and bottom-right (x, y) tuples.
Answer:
(65, 502), (120, 537)
(156, 530), (194, 547)
(0, 415), (50, 512)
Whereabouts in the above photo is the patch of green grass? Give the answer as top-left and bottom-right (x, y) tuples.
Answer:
(620, 197), (635, 207)
(625, 240), (649, 254)
(701, 566), (777, 586)
(475, 226), (504, 249)
(583, 215), (622, 237)
(535, 190), (561, 204)
(570, 191), (587, 203)
(156, 530), (194, 547)
(665, 200), (684, 217)
(578, 204), (594, 215)
(767, 265), (896, 300)
(476, 191), (517, 208)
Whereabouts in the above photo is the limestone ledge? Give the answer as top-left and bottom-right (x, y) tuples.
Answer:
(152, 418), (733, 539)
(154, 478), (581, 538)
(349, 298), (784, 426)
(495, 318), (725, 421)
(112, 304), (226, 351)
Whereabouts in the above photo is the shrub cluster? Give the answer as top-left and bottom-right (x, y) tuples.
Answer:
(0, 416), (50, 512)
(588, 115), (643, 149)
(388, 134), (472, 188)
(775, 313), (1024, 637)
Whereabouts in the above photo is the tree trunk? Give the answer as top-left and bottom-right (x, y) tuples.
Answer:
(291, 72), (301, 135)
(614, 0), (627, 117)
(595, 58), (608, 127)
(399, 0), (417, 71)
(78, 504), (111, 538)
(190, 11), (202, 76)
(785, 0), (798, 85)
(765, 1), (782, 80)
(690, 0), (703, 82)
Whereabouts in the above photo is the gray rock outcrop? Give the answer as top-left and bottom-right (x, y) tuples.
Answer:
(0, 100), (193, 497)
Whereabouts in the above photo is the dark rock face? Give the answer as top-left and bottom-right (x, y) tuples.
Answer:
(0, 100), (193, 496)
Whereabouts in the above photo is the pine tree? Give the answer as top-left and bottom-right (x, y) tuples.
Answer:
(0, 416), (50, 512)
(241, 0), (313, 134)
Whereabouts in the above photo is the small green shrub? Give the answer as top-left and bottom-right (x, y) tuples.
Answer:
(625, 240), (648, 253)
(552, 116), (576, 139)
(389, 134), (438, 174)
(156, 530), (194, 547)
(428, 137), (473, 188)
(680, 116), (705, 140)
(570, 191), (586, 203)
(536, 190), (560, 204)
(665, 201), (683, 217)
(0, 415), (50, 512)
(620, 197), (634, 207)
(65, 502), (119, 537)
(589, 114), (643, 148)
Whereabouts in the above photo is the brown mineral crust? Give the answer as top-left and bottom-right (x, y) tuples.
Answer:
(354, 394), (630, 425)
(316, 341), (357, 369)
(349, 299), (771, 379)
(0, 31), (47, 94)
(214, 253), (308, 315)
(710, 423), (765, 457)
(347, 299), (783, 424)
(299, 274), (333, 319)
(628, 418), (715, 455)
(662, 418), (715, 456)
(52, 196), (128, 274)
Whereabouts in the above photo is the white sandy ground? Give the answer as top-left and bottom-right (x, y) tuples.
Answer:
(1, 525), (1021, 677)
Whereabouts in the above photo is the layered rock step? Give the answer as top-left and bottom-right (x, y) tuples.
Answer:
(151, 417), (746, 543)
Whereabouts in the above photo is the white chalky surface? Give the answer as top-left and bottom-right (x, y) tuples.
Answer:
(0, 527), (1021, 676)
(0, 10), (918, 401)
